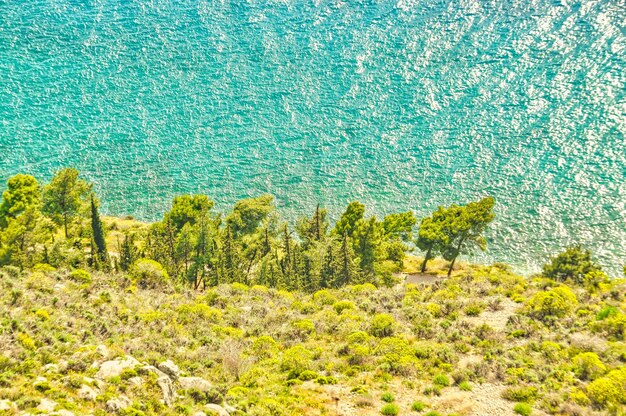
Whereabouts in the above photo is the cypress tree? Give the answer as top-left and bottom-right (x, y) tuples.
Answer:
(90, 194), (109, 270)
(119, 233), (137, 272)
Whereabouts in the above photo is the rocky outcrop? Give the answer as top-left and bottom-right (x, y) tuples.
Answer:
(204, 403), (229, 416)
(78, 384), (98, 401)
(158, 376), (176, 405)
(106, 396), (131, 413)
(96, 344), (111, 358)
(158, 360), (180, 379)
(96, 356), (140, 379)
(37, 398), (57, 412)
(179, 376), (213, 392)
(0, 400), (16, 411)
(138, 364), (168, 378)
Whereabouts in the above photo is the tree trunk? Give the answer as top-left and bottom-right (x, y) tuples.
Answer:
(447, 256), (457, 277)
(447, 237), (466, 277)
(420, 247), (432, 273)
(63, 213), (69, 238)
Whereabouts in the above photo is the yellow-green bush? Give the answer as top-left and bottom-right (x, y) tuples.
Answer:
(333, 300), (355, 314)
(526, 286), (577, 320)
(572, 352), (606, 380)
(129, 259), (170, 289)
(281, 345), (313, 376)
(586, 366), (626, 407)
(291, 319), (315, 337)
(375, 337), (416, 374)
(176, 303), (222, 324)
(35, 309), (50, 321)
(313, 289), (336, 306)
(251, 336), (279, 359)
(370, 313), (396, 337)
(69, 268), (92, 284)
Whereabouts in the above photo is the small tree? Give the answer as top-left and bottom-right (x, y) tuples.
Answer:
(332, 201), (365, 238)
(42, 168), (91, 238)
(118, 233), (138, 272)
(0, 174), (41, 227)
(542, 246), (602, 284)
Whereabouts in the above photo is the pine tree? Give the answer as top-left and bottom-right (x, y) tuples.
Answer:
(441, 197), (496, 277)
(42, 168), (91, 238)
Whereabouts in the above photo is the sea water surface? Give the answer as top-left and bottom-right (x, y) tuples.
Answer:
(0, 0), (625, 274)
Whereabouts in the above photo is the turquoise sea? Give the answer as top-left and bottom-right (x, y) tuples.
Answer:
(0, 0), (624, 274)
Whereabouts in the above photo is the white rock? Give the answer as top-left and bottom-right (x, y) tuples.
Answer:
(37, 398), (57, 412)
(96, 356), (139, 379)
(106, 396), (131, 413)
(96, 345), (110, 358)
(138, 364), (168, 378)
(52, 410), (75, 416)
(0, 400), (16, 411)
(158, 360), (180, 379)
(43, 363), (59, 373)
(204, 404), (229, 416)
(157, 376), (175, 406)
(78, 385), (98, 401)
(179, 376), (213, 392)
(128, 376), (144, 387)
(193, 412), (207, 416)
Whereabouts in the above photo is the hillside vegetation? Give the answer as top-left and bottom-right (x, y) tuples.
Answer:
(1, 258), (625, 416)
(1, 168), (625, 416)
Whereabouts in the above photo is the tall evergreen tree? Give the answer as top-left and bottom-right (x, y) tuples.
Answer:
(90, 194), (109, 270)
(118, 233), (138, 272)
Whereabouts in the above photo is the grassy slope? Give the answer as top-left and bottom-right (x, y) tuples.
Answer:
(0, 260), (624, 416)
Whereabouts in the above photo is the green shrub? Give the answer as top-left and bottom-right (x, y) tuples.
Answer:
(375, 337), (415, 373)
(542, 246), (602, 284)
(316, 376), (337, 385)
(69, 268), (92, 284)
(129, 259), (170, 289)
(380, 403), (399, 416)
(32, 263), (56, 273)
(298, 370), (318, 381)
(513, 402), (532, 416)
(423, 412), (442, 416)
(333, 300), (355, 314)
(251, 335), (279, 359)
(464, 301), (486, 316)
(433, 374), (450, 387)
(586, 366), (626, 407)
(458, 381), (472, 391)
(502, 386), (538, 403)
(176, 303), (222, 324)
(572, 352), (606, 380)
(292, 319), (315, 336)
(526, 286), (577, 320)
(313, 289), (336, 305)
(381, 392), (394, 403)
(596, 305), (618, 320)
(370, 314), (396, 337)
(604, 312), (626, 340)
(411, 401), (426, 411)
(281, 345), (313, 376)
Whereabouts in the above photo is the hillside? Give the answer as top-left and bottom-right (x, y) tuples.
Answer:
(1, 260), (624, 416)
